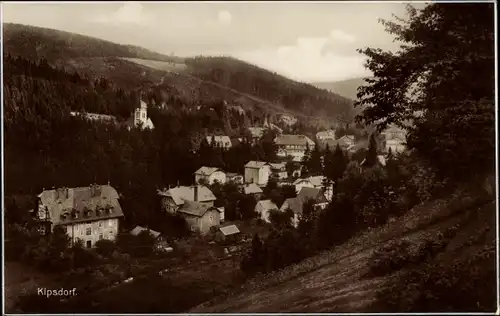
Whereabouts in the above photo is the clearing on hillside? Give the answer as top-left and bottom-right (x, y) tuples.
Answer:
(120, 57), (187, 73)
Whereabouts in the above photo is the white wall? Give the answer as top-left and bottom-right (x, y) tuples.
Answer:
(209, 171), (227, 185)
(65, 218), (119, 248)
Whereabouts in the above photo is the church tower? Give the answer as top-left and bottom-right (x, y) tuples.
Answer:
(134, 100), (148, 127)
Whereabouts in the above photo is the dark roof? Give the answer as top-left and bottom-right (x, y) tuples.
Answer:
(274, 134), (315, 146)
(245, 161), (270, 169)
(38, 185), (124, 225)
(280, 187), (328, 215)
(195, 166), (222, 176)
(177, 200), (217, 217)
(297, 187), (328, 204)
(158, 185), (216, 205)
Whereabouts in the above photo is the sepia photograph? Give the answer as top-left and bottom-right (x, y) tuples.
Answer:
(1, 1), (497, 314)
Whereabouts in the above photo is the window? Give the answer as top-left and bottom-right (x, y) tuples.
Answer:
(99, 221), (102, 227)
(142, 112), (146, 119)
(99, 234), (103, 240)
(86, 227), (91, 235)
(86, 240), (92, 248)
(108, 220), (113, 227)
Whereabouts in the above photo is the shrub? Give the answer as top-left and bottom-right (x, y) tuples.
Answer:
(367, 239), (413, 277)
(376, 244), (496, 312)
(95, 239), (117, 257)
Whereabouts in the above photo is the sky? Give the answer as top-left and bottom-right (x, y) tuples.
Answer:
(2, 2), (428, 82)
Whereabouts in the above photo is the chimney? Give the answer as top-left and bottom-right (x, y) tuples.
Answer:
(194, 185), (199, 202)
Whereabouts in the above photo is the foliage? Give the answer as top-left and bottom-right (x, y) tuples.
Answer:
(268, 209), (295, 231)
(95, 239), (118, 257)
(323, 144), (348, 185)
(116, 231), (156, 258)
(375, 242), (495, 313)
(355, 3), (495, 181)
(363, 133), (378, 167)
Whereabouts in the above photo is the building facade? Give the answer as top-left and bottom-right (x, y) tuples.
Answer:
(275, 134), (315, 160)
(158, 185), (216, 214)
(206, 135), (232, 149)
(244, 161), (271, 186)
(194, 167), (227, 185)
(35, 184), (124, 248)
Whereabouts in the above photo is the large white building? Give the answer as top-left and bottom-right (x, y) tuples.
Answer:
(34, 184), (124, 248)
(274, 134), (315, 160)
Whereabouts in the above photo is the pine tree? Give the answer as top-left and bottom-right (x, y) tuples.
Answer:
(364, 133), (378, 167)
(307, 142), (323, 176)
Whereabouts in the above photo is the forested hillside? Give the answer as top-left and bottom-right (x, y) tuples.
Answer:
(3, 23), (354, 121)
(3, 23), (182, 63)
(3, 55), (283, 228)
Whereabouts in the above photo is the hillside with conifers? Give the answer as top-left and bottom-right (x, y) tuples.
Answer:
(3, 23), (353, 122)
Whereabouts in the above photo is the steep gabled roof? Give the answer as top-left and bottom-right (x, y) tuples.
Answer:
(274, 134), (315, 147)
(38, 184), (124, 225)
(158, 185), (216, 205)
(245, 161), (270, 169)
(256, 199), (279, 211)
(130, 226), (161, 238)
(244, 183), (263, 195)
(195, 166), (222, 176)
(177, 200), (216, 217)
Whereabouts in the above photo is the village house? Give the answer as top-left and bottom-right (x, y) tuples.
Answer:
(381, 125), (407, 153)
(275, 134), (315, 160)
(213, 224), (241, 244)
(206, 135), (232, 149)
(247, 117), (282, 143)
(280, 187), (329, 227)
(243, 183), (264, 199)
(255, 199), (279, 223)
(244, 161), (271, 186)
(338, 135), (356, 148)
(247, 127), (265, 142)
(293, 175), (325, 193)
(130, 226), (171, 252)
(158, 185), (216, 214)
(361, 155), (387, 169)
(316, 130), (336, 142)
(177, 200), (221, 235)
(270, 162), (288, 180)
(226, 172), (244, 184)
(126, 100), (154, 130)
(194, 167), (227, 185)
(279, 114), (298, 126)
(34, 184), (124, 248)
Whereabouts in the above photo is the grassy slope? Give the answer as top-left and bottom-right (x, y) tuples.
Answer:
(191, 187), (496, 313)
(3, 23), (354, 121)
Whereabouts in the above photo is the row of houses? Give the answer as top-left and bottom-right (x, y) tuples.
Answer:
(315, 125), (407, 154)
(30, 146), (387, 249)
